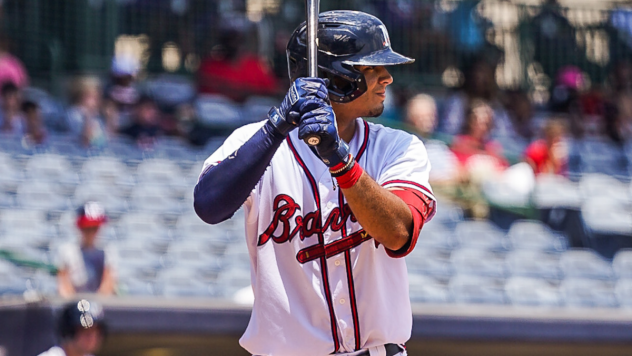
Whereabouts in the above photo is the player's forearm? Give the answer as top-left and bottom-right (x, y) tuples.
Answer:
(342, 172), (413, 251)
(57, 269), (76, 298)
(194, 121), (285, 224)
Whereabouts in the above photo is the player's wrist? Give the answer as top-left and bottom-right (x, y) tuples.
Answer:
(267, 107), (295, 136)
(320, 140), (350, 167)
(332, 160), (363, 189)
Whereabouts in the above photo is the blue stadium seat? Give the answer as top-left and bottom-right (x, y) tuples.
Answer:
(417, 222), (456, 251)
(560, 278), (618, 308)
(448, 275), (506, 305)
(505, 277), (562, 306)
(453, 220), (509, 251)
(560, 249), (615, 280)
(408, 275), (451, 304)
(505, 250), (563, 280)
(613, 249), (632, 279)
(507, 220), (567, 252)
(406, 248), (453, 278)
(533, 174), (582, 209)
(450, 248), (506, 278)
(145, 74), (195, 108)
(195, 94), (242, 127)
(615, 279), (632, 308)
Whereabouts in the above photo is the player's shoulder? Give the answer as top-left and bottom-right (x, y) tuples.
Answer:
(37, 346), (67, 356)
(364, 120), (423, 152)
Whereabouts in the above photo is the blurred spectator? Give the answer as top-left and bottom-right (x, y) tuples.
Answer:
(0, 33), (28, 88)
(21, 100), (47, 146)
(503, 90), (535, 141)
(549, 65), (586, 138)
(405, 93), (460, 184)
(104, 55), (141, 128)
(450, 99), (508, 170)
(524, 118), (569, 176)
(37, 300), (107, 356)
(119, 95), (162, 148)
(197, 14), (279, 102)
(56, 202), (117, 297)
(66, 77), (108, 148)
(441, 56), (515, 138)
(0, 82), (25, 136)
(603, 60), (632, 143)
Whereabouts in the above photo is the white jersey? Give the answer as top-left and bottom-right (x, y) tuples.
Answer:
(37, 346), (94, 356)
(202, 118), (435, 356)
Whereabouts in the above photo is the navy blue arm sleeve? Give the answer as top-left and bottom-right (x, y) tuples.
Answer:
(194, 121), (286, 224)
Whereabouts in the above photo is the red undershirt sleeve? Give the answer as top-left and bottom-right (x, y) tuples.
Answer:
(384, 187), (436, 258)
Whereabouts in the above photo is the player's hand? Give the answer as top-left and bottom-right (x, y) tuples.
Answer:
(298, 104), (351, 168)
(268, 78), (329, 136)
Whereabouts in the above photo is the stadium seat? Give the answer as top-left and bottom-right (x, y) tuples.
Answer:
(417, 222), (456, 251)
(532, 174), (581, 209)
(615, 279), (632, 308)
(0, 153), (24, 194)
(505, 250), (563, 280)
(113, 239), (164, 280)
(579, 173), (630, 205)
(427, 200), (463, 229)
(453, 220), (508, 251)
(581, 197), (632, 236)
(448, 274), (506, 304)
(135, 159), (184, 187)
(145, 74), (195, 108)
(195, 94), (242, 127)
(80, 156), (134, 187)
(117, 275), (156, 296)
(158, 266), (218, 298)
(449, 248), (506, 278)
(505, 277), (562, 306)
(408, 274), (451, 304)
(559, 249), (615, 280)
(129, 184), (184, 214)
(507, 220), (567, 252)
(612, 249), (632, 279)
(406, 248), (453, 278)
(560, 278), (618, 308)
(15, 181), (70, 211)
(242, 96), (277, 123)
(73, 182), (129, 214)
(24, 154), (79, 186)
(116, 212), (171, 241)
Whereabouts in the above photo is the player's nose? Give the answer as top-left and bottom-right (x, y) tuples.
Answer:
(377, 66), (393, 86)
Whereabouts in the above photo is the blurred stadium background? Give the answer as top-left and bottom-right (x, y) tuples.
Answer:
(4, 0), (632, 355)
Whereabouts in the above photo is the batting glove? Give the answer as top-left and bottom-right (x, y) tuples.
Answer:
(268, 78), (330, 136)
(298, 104), (352, 168)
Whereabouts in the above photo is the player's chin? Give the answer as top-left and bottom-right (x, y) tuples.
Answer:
(365, 103), (385, 118)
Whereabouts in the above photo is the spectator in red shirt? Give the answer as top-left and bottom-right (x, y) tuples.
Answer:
(451, 99), (508, 169)
(197, 15), (279, 102)
(524, 118), (568, 176)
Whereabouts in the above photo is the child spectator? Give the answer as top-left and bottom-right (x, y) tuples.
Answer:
(0, 82), (24, 136)
(66, 77), (108, 148)
(56, 202), (117, 297)
(524, 118), (569, 176)
(21, 100), (47, 145)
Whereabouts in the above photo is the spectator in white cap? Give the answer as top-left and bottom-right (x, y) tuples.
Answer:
(103, 54), (140, 129)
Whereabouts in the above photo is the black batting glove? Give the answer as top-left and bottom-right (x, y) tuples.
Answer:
(268, 78), (330, 136)
(298, 104), (351, 168)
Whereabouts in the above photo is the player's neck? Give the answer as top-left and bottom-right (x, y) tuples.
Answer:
(336, 116), (356, 143)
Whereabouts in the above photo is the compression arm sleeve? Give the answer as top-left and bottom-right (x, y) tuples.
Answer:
(194, 121), (285, 224)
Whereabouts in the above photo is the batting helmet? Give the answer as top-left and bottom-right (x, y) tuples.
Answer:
(287, 10), (414, 103)
(58, 299), (107, 340)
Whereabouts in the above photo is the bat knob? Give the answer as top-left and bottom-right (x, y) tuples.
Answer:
(305, 135), (321, 146)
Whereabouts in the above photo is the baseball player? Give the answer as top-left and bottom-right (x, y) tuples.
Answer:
(37, 299), (107, 356)
(194, 11), (436, 356)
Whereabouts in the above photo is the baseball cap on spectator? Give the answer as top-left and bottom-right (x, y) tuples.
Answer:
(556, 66), (584, 90)
(111, 55), (139, 77)
(76, 201), (108, 229)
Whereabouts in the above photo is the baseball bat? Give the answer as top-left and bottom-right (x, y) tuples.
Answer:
(303, 0), (322, 147)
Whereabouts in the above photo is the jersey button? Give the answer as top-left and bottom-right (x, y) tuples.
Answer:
(339, 299), (346, 305)
(334, 260), (341, 266)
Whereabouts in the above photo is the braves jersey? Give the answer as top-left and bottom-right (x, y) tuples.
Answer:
(201, 118), (436, 356)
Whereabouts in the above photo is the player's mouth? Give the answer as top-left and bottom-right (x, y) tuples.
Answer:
(376, 91), (386, 99)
